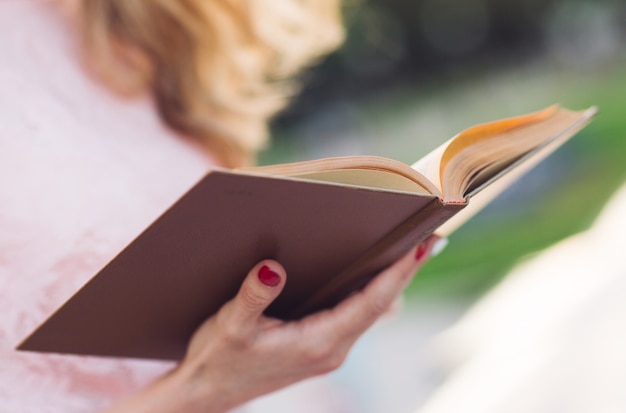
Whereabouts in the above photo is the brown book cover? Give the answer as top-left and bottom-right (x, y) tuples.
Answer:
(17, 170), (463, 360)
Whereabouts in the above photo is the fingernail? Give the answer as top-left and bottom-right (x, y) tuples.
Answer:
(415, 243), (428, 261)
(258, 265), (280, 287)
(430, 237), (449, 257)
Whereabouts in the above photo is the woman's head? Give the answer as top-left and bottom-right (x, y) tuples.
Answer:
(77, 0), (343, 167)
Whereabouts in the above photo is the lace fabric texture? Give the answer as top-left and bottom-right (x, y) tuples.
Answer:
(0, 1), (214, 411)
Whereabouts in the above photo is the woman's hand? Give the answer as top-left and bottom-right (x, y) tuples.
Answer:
(103, 236), (441, 413)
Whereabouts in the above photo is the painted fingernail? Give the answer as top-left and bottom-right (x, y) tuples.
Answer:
(258, 265), (280, 287)
(430, 238), (449, 257)
(415, 243), (428, 261)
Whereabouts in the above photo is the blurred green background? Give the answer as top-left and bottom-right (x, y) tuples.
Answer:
(260, 0), (626, 302)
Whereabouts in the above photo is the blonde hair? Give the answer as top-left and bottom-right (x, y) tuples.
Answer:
(77, 0), (343, 167)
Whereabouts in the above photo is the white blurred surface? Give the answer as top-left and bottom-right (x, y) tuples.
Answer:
(416, 183), (626, 413)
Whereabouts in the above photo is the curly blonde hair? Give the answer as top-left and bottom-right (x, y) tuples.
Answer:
(77, 0), (343, 167)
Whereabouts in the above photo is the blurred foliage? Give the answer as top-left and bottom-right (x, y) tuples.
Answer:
(275, 0), (626, 126)
(264, 0), (626, 301)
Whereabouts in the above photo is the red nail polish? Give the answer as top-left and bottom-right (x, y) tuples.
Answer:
(415, 243), (428, 261)
(258, 265), (280, 286)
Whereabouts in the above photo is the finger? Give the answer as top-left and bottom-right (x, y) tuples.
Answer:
(224, 260), (286, 329)
(328, 235), (441, 339)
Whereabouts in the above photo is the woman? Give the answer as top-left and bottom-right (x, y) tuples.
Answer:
(0, 1), (439, 411)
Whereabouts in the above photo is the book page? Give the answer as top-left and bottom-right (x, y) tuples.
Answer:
(284, 169), (434, 195)
(410, 106), (559, 200)
(245, 156), (442, 196)
(439, 106), (559, 182)
(410, 140), (449, 195)
(463, 107), (597, 198)
(436, 106), (597, 235)
(440, 106), (596, 201)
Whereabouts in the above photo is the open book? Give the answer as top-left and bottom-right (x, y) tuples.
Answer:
(18, 105), (596, 360)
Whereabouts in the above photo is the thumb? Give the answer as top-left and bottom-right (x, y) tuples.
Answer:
(227, 260), (286, 327)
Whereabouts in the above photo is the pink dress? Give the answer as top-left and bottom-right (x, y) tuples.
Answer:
(0, 1), (216, 411)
